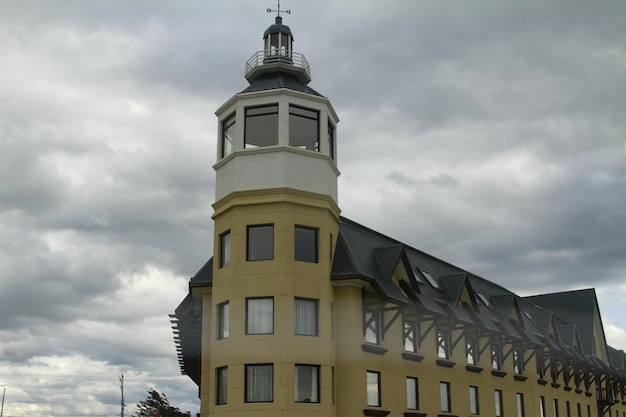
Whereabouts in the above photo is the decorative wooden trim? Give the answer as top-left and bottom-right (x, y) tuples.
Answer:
(436, 359), (456, 368)
(466, 365), (483, 373)
(537, 379), (548, 385)
(514, 374), (528, 381)
(491, 370), (507, 378)
(402, 352), (425, 362)
(363, 409), (390, 417)
(362, 344), (388, 355)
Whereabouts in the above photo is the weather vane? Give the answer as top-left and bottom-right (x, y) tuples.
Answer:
(267, 1), (290, 16)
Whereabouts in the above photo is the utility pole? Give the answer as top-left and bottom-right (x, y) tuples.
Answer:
(1, 387), (6, 417)
(119, 375), (125, 417)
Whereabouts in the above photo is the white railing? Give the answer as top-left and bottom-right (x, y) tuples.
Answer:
(245, 50), (311, 78)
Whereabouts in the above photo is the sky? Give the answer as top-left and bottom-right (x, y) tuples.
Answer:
(1, 0), (625, 415)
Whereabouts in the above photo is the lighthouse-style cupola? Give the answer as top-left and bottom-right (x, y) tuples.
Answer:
(202, 14), (341, 417)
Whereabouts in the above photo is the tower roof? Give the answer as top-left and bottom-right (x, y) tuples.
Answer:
(264, 16), (293, 38)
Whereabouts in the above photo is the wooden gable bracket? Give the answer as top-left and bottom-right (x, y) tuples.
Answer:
(381, 305), (402, 340)
(523, 348), (537, 368)
(451, 329), (465, 352)
(361, 289), (403, 342)
(417, 317), (437, 347)
(502, 343), (515, 362)
(478, 336), (492, 359)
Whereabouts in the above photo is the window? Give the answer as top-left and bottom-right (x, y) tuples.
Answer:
(364, 309), (380, 344)
(294, 226), (318, 262)
(492, 343), (502, 370)
(221, 113), (235, 158)
(216, 367), (228, 405)
(577, 403), (581, 417)
(540, 396), (546, 417)
(469, 386), (479, 415)
(537, 353), (546, 379)
(440, 382), (451, 413)
(514, 348), (523, 374)
(245, 364), (273, 402)
(403, 318), (417, 352)
(295, 365), (319, 403)
(437, 328), (449, 359)
(328, 118), (335, 160)
(247, 224), (274, 261)
(246, 297), (273, 334)
(495, 390), (503, 417)
(218, 301), (229, 339)
(421, 270), (439, 288)
(219, 230), (231, 268)
(367, 371), (381, 407)
(517, 393), (525, 417)
(406, 377), (419, 410)
(245, 105), (278, 148)
(295, 298), (318, 336)
(466, 336), (477, 365)
(554, 399), (559, 417)
(566, 401), (571, 417)
(289, 105), (319, 151)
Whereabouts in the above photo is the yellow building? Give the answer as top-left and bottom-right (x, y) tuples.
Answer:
(171, 16), (626, 417)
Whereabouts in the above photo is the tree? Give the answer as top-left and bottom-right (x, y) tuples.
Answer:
(133, 389), (188, 417)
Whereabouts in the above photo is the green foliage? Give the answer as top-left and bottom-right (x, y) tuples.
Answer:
(133, 389), (188, 417)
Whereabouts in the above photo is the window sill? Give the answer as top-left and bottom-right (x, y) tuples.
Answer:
(564, 386), (572, 391)
(362, 344), (388, 355)
(575, 389), (583, 394)
(551, 382), (561, 388)
(363, 409), (390, 417)
(514, 374), (528, 381)
(585, 392), (592, 397)
(465, 365), (483, 373)
(437, 414), (458, 417)
(402, 352), (425, 362)
(404, 413), (427, 417)
(537, 379), (548, 385)
(436, 359), (456, 368)
(491, 370), (507, 377)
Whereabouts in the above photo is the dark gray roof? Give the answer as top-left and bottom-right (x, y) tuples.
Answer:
(241, 73), (323, 97)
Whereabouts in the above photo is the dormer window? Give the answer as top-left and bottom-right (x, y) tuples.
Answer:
(245, 104), (278, 148)
(289, 105), (319, 151)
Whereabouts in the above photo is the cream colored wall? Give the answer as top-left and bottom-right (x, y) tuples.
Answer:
(202, 188), (340, 417)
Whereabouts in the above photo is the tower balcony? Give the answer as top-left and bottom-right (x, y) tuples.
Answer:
(245, 50), (311, 84)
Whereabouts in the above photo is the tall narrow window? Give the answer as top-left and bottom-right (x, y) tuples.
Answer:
(295, 365), (319, 403)
(577, 403), (581, 417)
(246, 297), (273, 334)
(517, 393), (525, 417)
(440, 382), (451, 413)
(406, 377), (419, 410)
(219, 230), (231, 268)
(404, 318), (417, 352)
(566, 401), (571, 417)
(247, 224), (274, 261)
(216, 366), (228, 405)
(294, 226), (318, 262)
(554, 399), (559, 417)
(492, 343), (502, 370)
(295, 298), (318, 336)
(221, 113), (235, 158)
(364, 309), (380, 344)
(328, 118), (335, 160)
(218, 301), (229, 339)
(495, 390), (503, 417)
(245, 104), (278, 148)
(540, 396), (546, 417)
(367, 371), (381, 407)
(469, 386), (479, 415)
(467, 336), (477, 365)
(289, 105), (319, 151)
(245, 364), (273, 403)
(437, 328), (449, 359)
(514, 348), (523, 374)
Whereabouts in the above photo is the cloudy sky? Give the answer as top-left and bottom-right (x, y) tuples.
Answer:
(1, 0), (625, 415)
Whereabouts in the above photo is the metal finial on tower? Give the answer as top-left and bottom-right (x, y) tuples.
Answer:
(267, 1), (290, 17)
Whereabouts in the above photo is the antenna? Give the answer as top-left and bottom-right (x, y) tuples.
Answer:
(120, 375), (125, 417)
(267, 1), (290, 17)
(1, 387), (6, 417)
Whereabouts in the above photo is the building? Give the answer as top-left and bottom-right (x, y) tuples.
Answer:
(170, 15), (626, 417)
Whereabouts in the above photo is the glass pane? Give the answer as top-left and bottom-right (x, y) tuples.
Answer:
(218, 302), (229, 339)
(295, 298), (318, 336)
(222, 115), (235, 158)
(220, 231), (231, 268)
(404, 320), (416, 352)
(406, 378), (417, 409)
(245, 105), (278, 148)
(289, 105), (319, 151)
(470, 386), (479, 414)
(248, 225), (274, 261)
(217, 367), (227, 405)
(495, 390), (503, 417)
(328, 119), (335, 160)
(295, 365), (319, 403)
(247, 298), (273, 334)
(440, 382), (450, 412)
(366, 372), (380, 407)
(295, 226), (317, 262)
(246, 364), (273, 402)
(365, 310), (379, 344)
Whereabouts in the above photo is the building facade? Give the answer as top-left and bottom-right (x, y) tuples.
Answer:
(171, 16), (626, 417)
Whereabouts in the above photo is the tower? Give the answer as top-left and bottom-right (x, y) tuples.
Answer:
(200, 14), (340, 417)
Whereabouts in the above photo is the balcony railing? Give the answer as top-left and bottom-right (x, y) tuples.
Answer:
(245, 50), (311, 78)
